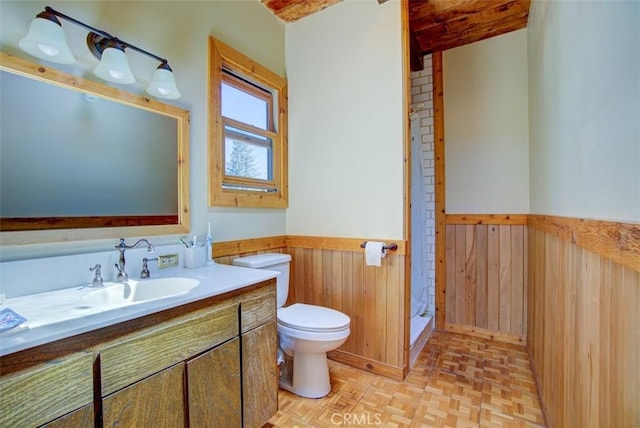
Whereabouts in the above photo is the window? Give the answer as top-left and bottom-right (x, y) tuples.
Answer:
(208, 37), (288, 208)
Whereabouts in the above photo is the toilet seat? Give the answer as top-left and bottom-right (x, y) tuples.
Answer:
(278, 303), (350, 333)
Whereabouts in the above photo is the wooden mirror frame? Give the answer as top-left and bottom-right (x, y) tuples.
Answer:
(0, 52), (190, 245)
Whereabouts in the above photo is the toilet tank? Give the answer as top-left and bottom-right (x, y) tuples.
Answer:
(232, 253), (291, 308)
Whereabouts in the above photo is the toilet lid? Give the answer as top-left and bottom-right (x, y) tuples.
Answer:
(278, 303), (350, 333)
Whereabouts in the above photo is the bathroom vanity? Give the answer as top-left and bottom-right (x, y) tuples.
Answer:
(0, 264), (278, 428)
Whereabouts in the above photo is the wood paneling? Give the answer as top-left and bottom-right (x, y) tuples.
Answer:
(528, 226), (640, 428)
(444, 223), (527, 342)
(289, 246), (406, 375)
(214, 236), (408, 379)
(528, 214), (640, 272)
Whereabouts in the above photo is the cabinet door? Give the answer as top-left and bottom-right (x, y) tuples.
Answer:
(41, 403), (93, 428)
(186, 338), (241, 428)
(242, 320), (278, 428)
(102, 363), (185, 428)
(0, 352), (93, 427)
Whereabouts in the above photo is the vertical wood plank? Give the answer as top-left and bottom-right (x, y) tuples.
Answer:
(476, 224), (488, 328)
(312, 249), (323, 304)
(621, 268), (639, 427)
(445, 225), (456, 324)
(609, 262), (624, 428)
(464, 225), (477, 325)
(455, 225), (466, 324)
(322, 250), (333, 308)
(498, 225), (511, 332)
(487, 225), (500, 331)
(386, 255), (401, 367)
(587, 252), (601, 425)
(598, 258), (612, 428)
(363, 262), (375, 359)
(523, 227), (528, 340)
(331, 251), (343, 312)
(352, 252), (365, 357)
(542, 234), (556, 411)
(341, 252), (353, 354)
(303, 248), (313, 303)
(510, 226), (524, 336)
(374, 261), (387, 362)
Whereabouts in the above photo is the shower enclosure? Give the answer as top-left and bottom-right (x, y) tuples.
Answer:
(409, 54), (435, 348)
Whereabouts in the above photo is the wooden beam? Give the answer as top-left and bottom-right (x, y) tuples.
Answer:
(260, 0), (343, 22)
(409, 0), (530, 55)
(433, 51), (446, 330)
(409, 27), (424, 72)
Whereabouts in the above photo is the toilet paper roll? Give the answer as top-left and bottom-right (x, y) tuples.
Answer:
(364, 241), (386, 267)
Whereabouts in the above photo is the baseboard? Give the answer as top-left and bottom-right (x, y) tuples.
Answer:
(410, 317), (434, 367)
(327, 349), (405, 381)
(444, 323), (525, 346)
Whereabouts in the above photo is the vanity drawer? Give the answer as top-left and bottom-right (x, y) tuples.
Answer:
(240, 283), (276, 333)
(0, 351), (93, 427)
(100, 302), (238, 396)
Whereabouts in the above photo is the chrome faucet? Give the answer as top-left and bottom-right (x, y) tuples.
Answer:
(114, 238), (155, 282)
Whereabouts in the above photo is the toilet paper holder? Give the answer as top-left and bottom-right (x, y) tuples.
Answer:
(359, 242), (398, 252)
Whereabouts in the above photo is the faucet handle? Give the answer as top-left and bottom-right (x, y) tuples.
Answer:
(89, 264), (104, 287)
(141, 257), (158, 279)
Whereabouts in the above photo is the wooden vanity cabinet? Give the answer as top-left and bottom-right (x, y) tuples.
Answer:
(0, 280), (277, 428)
(99, 301), (240, 427)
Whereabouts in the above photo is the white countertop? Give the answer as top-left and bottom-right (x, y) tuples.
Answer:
(0, 263), (277, 356)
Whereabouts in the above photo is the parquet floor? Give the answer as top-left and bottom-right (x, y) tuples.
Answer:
(266, 331), (545, 427)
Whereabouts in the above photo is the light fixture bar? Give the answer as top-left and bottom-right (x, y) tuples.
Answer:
(20, 6), (181, 98)
(42, 6), (169, 65)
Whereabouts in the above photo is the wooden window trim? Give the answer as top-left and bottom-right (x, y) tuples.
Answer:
(208, 36), (288, 208)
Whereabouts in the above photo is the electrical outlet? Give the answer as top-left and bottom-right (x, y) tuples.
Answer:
(158, 254), (179, 269)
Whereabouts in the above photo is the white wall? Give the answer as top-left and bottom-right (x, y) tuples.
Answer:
(0, 1), (286, 260)
(444, 29), (529, 214)
(285, 0), (405, 239)
(528, 0), (640, 222)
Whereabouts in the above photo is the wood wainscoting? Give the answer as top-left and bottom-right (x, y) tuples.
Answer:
(527, 215), (639, 428)
(213, 235), (409, 380)
(443, 214), (528, 345)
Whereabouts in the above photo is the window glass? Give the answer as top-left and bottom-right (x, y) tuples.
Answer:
(221, 82), (268, 130)
(224, 125), (272, 181)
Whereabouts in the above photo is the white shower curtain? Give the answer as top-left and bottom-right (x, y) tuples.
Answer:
(410, 115), (428, 317)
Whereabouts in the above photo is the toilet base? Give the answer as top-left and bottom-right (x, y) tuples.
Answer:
(279, 352), (331, 398)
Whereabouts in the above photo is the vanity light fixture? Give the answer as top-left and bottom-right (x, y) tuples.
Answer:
(19, 6), (181, 99)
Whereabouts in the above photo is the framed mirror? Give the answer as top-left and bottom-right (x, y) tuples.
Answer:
(0, 52), (190, 245)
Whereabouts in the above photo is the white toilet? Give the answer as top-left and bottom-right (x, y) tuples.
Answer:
(232, 253), (350, 398)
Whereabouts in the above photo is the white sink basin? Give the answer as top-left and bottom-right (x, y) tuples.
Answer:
(85, 277), (199, 307)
